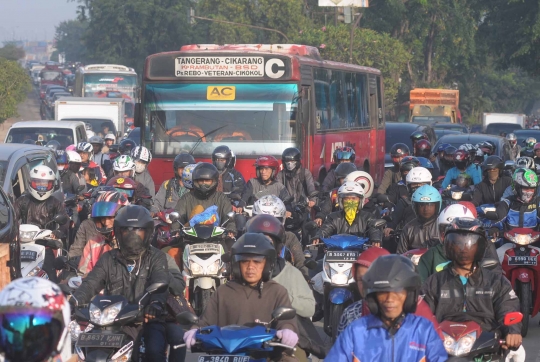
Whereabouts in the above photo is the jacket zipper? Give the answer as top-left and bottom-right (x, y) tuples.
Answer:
(392, 334), (395, 362)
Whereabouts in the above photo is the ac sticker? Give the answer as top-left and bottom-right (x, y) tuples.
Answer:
(207, 86), (236, 100)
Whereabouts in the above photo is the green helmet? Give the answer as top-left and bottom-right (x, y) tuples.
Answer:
(513, 168), (538, 203)
(526, 137), (537, 149)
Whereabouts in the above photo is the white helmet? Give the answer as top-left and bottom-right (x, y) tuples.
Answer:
(28, 165), (56, 201)
(76, 141), (94, 159)
(253, 195), (287, 219)
(0, 277), (71, 362)
(131, 146), (152, 163)
(344, 171), (374, 198)
(182, 163), (198, 189)
(104, 133), (116, 142)
(405, 167), (432, 185)
(113, 155), (135, 177)
(66, 150), (81, 163)
(437, 204), (475, 240)
(337, 181), (365, 210)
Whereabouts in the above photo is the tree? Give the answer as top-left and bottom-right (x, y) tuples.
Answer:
(0, 59), (31, 122)
(54, 19), (88, 62)
(0, 43), (25, 61)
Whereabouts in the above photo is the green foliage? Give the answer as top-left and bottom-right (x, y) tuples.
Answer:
(54, 19), (88, 62)
(0, 59), (31, 122)
(0, 43), (25, 61)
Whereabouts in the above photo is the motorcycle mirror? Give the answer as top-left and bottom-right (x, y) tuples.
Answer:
(145, 282), (168, 294)
(54, 255), (68, 270)
(376, 194), (390, 204)
(304, 259), (318, 270)
(168, 212), (180, 223)
(479, 258), (499, 270)
(227, 211), (235, 219)
(503, 312), (523, 326)
(504, 160), (515, 170)
(176, 311), (199, 326)
(271, 307), (296, 321)
(370, 219), (387, 229)
(54, 214), (69, 225)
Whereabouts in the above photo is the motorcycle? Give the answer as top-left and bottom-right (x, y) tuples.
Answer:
(441, 187), (473, 207)
(69, 282), (168, 362)
(152, 209), (179, 250)
(442, 311), (522, 361)
(498, 228), (540, 337)
(176, 307), (297, 362)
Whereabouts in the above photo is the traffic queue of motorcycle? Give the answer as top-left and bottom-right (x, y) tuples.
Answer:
(3, 129), (540, 362)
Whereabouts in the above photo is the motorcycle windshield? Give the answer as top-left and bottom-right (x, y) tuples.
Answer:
(321, 234), (369, 250)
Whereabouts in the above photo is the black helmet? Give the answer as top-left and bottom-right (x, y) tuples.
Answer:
(399, 156), (420, 173)
(390, 143), (410, 158)
(45, 140), (61, 152)
(282, 147), (301, 172)
(231, 233), (277, 282)
(335, 162), (358, 180)
(212, 145), (233, 172)
(246, 214), (285, 244)
(363, 254), (420, 316)
(174, 153), (196, 172)
(114, 205), (154, 261)
(443, 217), (487, 266)
(410, 131), (428, 144)
(481, 155), (503, 175)
(192, 162), (219, 198)
(119, 139), (137, 155)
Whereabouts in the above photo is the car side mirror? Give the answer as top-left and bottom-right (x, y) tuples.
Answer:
(272, 307), (296, 321)
(504, 312), (523, 326)
(176, 311), (199, 325)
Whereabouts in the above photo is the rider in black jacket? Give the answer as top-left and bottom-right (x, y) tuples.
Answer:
(212, 145), (246, 202)
(472, 156), (512, 206)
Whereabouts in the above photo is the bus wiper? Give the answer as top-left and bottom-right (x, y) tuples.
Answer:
(189, 125), (228, 155)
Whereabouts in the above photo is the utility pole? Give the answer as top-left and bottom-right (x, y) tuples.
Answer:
(349, 9), (363, 64)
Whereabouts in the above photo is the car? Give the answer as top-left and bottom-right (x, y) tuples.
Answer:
(0, 186), (19, 282)
(432, 123), (469, 133)
(512, 129), (540, 146)
(5, 121), (88, 149)
(433, 134), (512, 161)
(435, 129), (462, 139)
(385, 122), (436, 167)
(485, 122), (523, 136)
(39, 84), (64, 99)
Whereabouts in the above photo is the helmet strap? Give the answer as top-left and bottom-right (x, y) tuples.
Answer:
(380, 313), (405, 336)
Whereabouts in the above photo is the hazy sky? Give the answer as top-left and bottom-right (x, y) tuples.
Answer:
(0, 0), (78, 42)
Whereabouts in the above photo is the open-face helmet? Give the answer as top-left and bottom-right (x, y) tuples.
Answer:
(254, 156), (279, 181)
(405, 167), (432, 195)
(231, 233), (277, 283)
(113, 155), (136, 177)
(118, 139), (137, 155)
(411, 185), (442, 222)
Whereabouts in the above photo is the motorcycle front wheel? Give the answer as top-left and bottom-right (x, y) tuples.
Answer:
(330, 303), (345, 343)
(518, 281), (531, 337)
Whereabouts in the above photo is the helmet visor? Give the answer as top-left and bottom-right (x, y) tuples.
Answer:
(444, 232), (481, 252)
(30, 179), (54, 192)
(91, 201), (122, 218)
(234, 254), (266, 262)
(0, 307), (63, 362)
(115, 188), (135, 198)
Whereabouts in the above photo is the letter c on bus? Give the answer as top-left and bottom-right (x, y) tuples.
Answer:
(265, 59), (285, 79)
(221, 87), (233, 96)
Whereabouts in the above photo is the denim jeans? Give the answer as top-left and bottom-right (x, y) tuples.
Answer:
(143, 321), (186, 362)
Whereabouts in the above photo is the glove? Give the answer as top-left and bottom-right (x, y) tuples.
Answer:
(144, 302), (163, 320)
(276, 329), (298, 347)
(183, 328), (198, 348)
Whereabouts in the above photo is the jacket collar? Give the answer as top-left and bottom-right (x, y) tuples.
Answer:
(446, 262), (483, 285)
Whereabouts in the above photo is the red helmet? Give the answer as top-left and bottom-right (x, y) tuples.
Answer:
(246, 214), (285, 244)
(106, 176), (137, 199)
(254, 155), (279, 180)
(453, 149), (471, 168)
(353, 247), (390, 281)
(534, 143), (540, 151)
(414, 139), (432, 157)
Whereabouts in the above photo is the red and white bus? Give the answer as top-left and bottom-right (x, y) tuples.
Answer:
(137, 44), (385, 189)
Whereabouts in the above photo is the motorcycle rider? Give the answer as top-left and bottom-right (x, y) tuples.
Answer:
(277, 147), (317, 205)
(108, 155), (155, 210)
(0, 277), (72, 362)
(155, 153), (195, 211)
(327, 254), (447, 362)
(71, 205), (171, 362)
(441, 172), (474, 204)
(183, 233), (299, 360)
(422, 218), (523, 354)
(315, 162), (357, 225)
(507, 133), (521, 160)
(312, 181), (382, 247)
(441, 148), (482, 189)
(173, 163), (236, 235)
(386, 156), (420, 205)
(103, 133), (116, 154)
(212, 145), (246, 202)
(60, 150), (83, 195)
(472, 156), (513, 206)
(131, 146), (156, 198)
(321, 146), (356, 192)
(76, 141), (106, 185)
(377, 143), (410, 194)
(396, 184), (442, 254)
(14, 165), (69, 282)
(410, 131), (429, 150)
(521, 137), (537, 157)
(89, 135), (112, 177)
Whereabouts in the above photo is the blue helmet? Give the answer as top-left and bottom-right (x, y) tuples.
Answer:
(411, 185), (442, 221)
(416, 157), (434, 169)
(436, 143), (451, 154)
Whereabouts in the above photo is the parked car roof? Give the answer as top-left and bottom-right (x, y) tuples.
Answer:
(432, 123), (469, 133)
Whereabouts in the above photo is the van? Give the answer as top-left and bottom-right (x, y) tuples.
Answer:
(4, 121), (88, 149)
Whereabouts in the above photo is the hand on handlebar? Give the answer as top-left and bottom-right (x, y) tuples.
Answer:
(276, 329), (298, 348)
(183, 329), (198, 349)
(286, 211), (292, 218)
(384, 228), (394, 237)
(312, 238), (320, 245)
(503, 333), (522, 350)
(314, 218), (323, 227)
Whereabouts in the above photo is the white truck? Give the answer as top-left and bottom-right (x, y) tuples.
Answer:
(482, 113), (526, 135)
(55, 97), (126, 139)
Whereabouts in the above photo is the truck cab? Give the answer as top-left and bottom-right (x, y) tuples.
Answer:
(409, 88), (461, 124)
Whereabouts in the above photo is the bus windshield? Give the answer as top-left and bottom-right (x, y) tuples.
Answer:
(144, 83), (299, 157)
(84, 73), (137, 99)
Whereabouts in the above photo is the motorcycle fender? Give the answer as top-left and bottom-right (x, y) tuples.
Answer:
(516, 269), (532, 283)
(328, 288), (353, 305)
(193, 277), (215, 290)
(86, 348), (112, 361)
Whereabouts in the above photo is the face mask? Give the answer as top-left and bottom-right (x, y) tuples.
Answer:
(135, 161), (146, 174)
(119, 229), (147, 261)
(343, 199), (360, 225)
(285, 161), (297, 171)
(520, 189), (535, 203)
(214, 160), (227, 171)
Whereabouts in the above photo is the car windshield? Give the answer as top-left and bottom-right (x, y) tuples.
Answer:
(5, 128), (74, 149)
(61, 118), (116, 136)
(411, 116), (452, 125)
(144, 83), (299, 157)
(83, 73), (138, 99)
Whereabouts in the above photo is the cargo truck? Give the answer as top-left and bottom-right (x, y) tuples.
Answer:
(482, 113), (525, 135)
(409, 88), (461, 124)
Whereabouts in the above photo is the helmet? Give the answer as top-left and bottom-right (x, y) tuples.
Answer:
(88, 135), (104, 146)
(344, 171), (375, 198)
(506, 133), (517, 142)
(0, 277), (71, 362)
(437, 204), (475, 240)
(45, 140), (61, 152)
(56, 150), (68, 171)
(526, 137), (537, 149)
(436, 143), (451, 156)
(335, 162), (358, 181)
(282, 147), (301, 172)
(414, 139), (432, 158)
(455, 173), (472, 188)
(182, 163), (198, 189)
(513, 168), (538, 203)
(337, 181), (365, 210)
(66, 150), (82, 164)
(76, 141), (94, 159)
(410, 131), (428, 145)
(92, 191), (129, 235)
(246, 214), (285, 244)
(482, 155), (503, 175)
(131, 146), (152, 163)
(390, 143), (410, 159)
(119, 139), (137, 155)
(453, 149), (471, 169)
(516, 156), (535, 170)
(229, 149), (237, 169)
(411, 185), (442, 222)
(106, 176), (138, 199)
(113, 155), (136, 177)
(333, 146), (356, 162)
(405, 167), (432, 195)
(416, 157), (434, 169)
(231, 233), (277, 283)
(104, 133), (116, 142)
(473, 148), (484, 164)
(114, 205), (154, 261)
(443, 146), (457, 165)
(28, 165), (56, 201)
(443, 217), (487, 265)
(254, 156), (280, 180)
(477, 141), (494, 156)
(192, 163), (219, 198)
(352, 247), (390, 281)
(399, 156), (420, 173)
(212, 145), (233, 171)
(252, 195), (287, 220)
(65, 144), (76, 152)
(174, 153), (196, 172)
(534, 143), (540, 152)
(363, 255), (420, 315)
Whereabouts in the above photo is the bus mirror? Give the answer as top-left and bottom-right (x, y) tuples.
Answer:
(134, 103), (142, 128)
(273, 103), (288, 140)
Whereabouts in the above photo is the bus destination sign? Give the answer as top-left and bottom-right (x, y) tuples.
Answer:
(175, 56), (287, 79)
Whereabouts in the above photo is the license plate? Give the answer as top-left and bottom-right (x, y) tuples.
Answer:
(190, 243), (221, 253)
(198, 356), (250, 362)
(508, 256), (537, 266)
(326, 250), (359, 262)
(21, 250), (37, 262)
(77, 333), (124, 348)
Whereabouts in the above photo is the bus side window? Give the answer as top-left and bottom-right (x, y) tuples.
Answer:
(356, 74), (368, 128)
(313, 68), (330, 131)
(345, 72), (369, 129)
(376, 76), (384, 128)
(368, 75), (378, 129)
(329, 70), (347, 129)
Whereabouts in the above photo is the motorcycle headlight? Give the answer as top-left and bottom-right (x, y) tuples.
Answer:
(19, 230), (37, 243)
(27, 261), (44, 277)
(190, 261), (203, 275)
(89, 301), (123, 326)
(69, 320), (82, 342)
(515, 234), (539, 245)
(451, 191), (463, 200)
(207, 259), (221, 274)
(442, 332), (456, 355)
(323, 261), (332, 278)
(443, 331), (476, 356)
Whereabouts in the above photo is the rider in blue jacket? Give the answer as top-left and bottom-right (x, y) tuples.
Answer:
(441, 149), (482, 189)
(327, 255), (446, 362)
